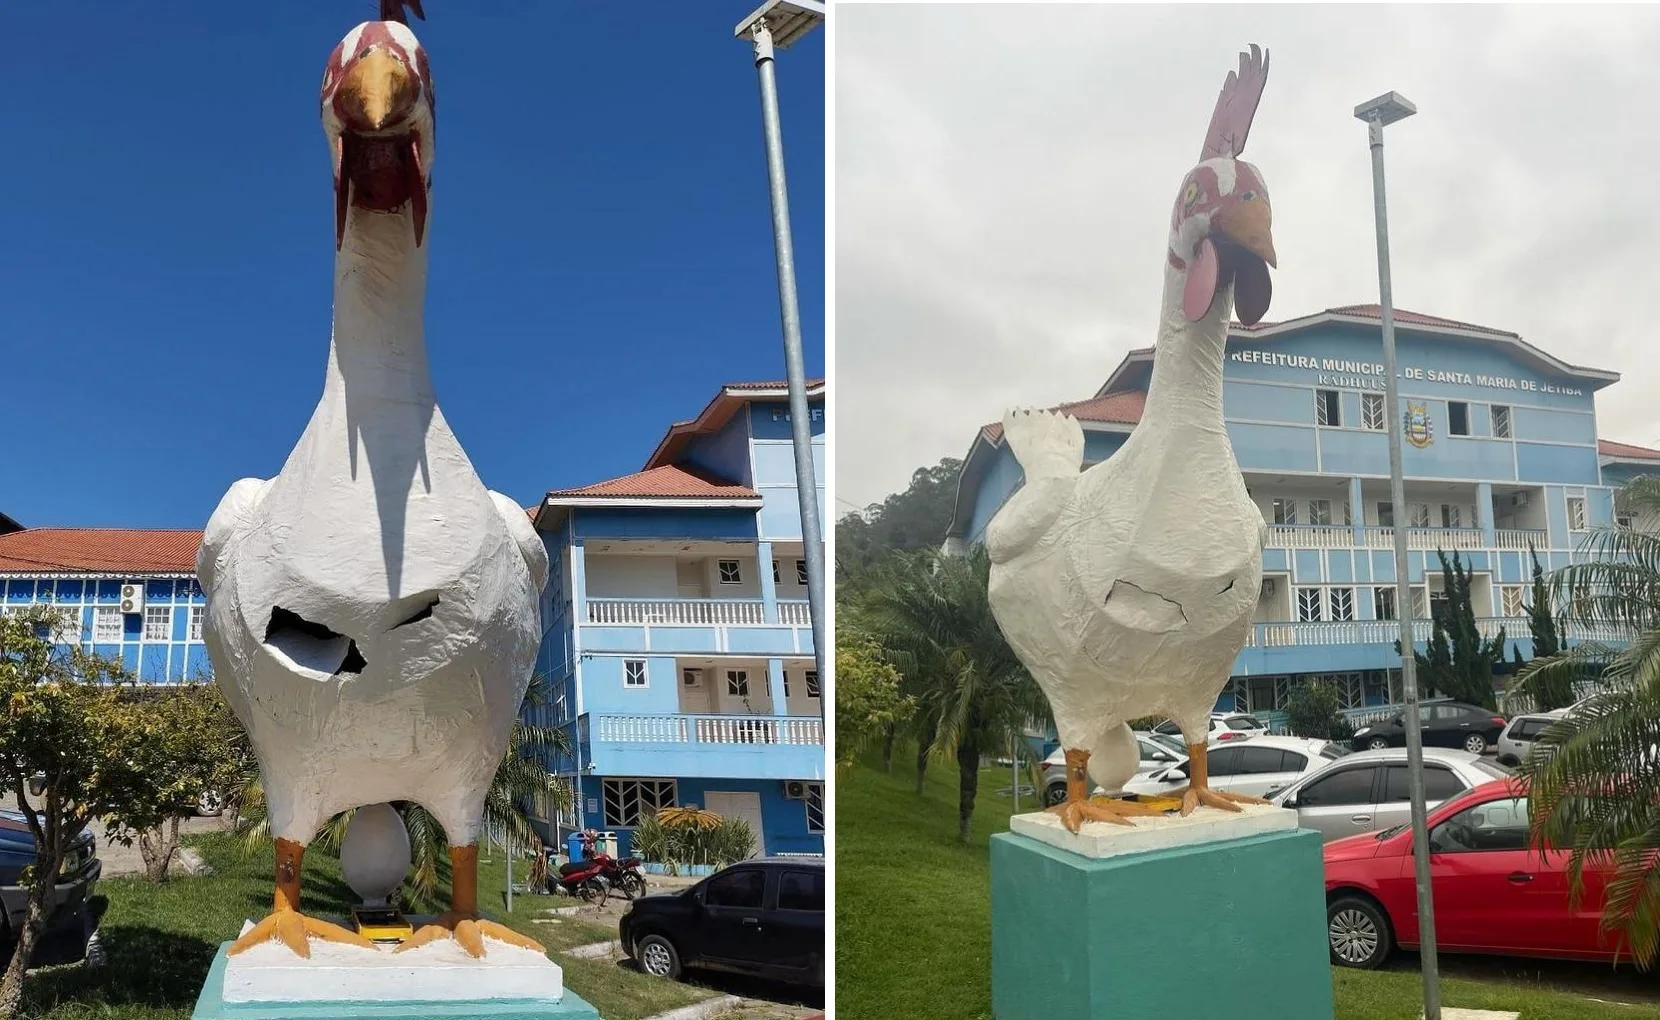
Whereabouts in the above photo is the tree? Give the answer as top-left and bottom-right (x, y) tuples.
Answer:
(231, 673), (572, 903)
(1513, 543), (1576, 711)
(1285, 681), (1353, 741)
(0, 608), (139, 1017)
(98, 684), (243, 883)
(1515, 476), (1660, 963)
(836, 458), (963, 576)
(834, 638), (915, 773)
(1396, 549), (1506, 710)
(857, 547), (1049, 842)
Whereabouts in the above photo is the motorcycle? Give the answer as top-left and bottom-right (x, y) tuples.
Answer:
(549, 848), (609, 905)
(564, 830), (648, 900)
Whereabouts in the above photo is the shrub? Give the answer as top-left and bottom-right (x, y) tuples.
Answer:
(1287, 682), (1352, 741)
(632, 810), (758, 871)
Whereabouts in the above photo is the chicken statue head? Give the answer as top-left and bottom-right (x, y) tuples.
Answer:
(1167, 45), (1276, 327)
(321, 0), (435, 249)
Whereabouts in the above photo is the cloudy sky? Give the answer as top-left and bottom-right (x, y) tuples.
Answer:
(835, 3), (1660, 513)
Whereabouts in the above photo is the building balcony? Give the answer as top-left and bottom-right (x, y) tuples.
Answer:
(1263, 525), (1546, 552)
(581, 597), (813, 656)
(1239, 615), (1626, 652)
(586, 712), (825, 781)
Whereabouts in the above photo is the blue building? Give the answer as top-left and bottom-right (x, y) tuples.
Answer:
(527, 380), (826, 858)
(946, 305), (1659, 715)
(0, 527), (210, 682)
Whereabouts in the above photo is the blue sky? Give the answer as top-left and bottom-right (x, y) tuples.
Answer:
(0, 3), (823, 529)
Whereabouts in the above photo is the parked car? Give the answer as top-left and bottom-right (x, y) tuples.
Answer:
(620, 857), (823, 987)
(1153, 713), (1268, 743)
(1349, 702), (1506, 755)
(0, 810), (101, 966)
(1323, 777), (1634, 968)
(1495, 711), (1567, 767)
(1039, 734), (1188, 806)
(1268, 747), (1512, 841)
(1122, 736), (1343, 800)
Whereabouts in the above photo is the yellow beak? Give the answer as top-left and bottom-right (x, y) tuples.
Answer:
(338, 50), (418, 131)
(1213, 198), (1277, 269)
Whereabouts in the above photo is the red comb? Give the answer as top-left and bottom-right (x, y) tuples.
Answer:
(1200, 44), (1269, 161)
(379, 0), (424, 23)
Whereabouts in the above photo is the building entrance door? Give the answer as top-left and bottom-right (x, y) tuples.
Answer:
(704, 791), (766, 857)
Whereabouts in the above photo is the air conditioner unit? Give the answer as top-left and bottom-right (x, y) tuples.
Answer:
(781, 780), (808, 799)
(1260, 578), (1276, 599)
(1511, 492), (1530, 509)
(119, 583), (145, 614)
(682, 669), (703, 688)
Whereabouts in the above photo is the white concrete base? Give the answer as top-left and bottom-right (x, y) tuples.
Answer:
(1426, 1011), (1519, 1020)
(222, 920), (564, 1004)
(1009, 801), (1297, 859)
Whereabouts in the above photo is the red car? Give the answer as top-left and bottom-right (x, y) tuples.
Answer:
(1323, 777), (1623, 968)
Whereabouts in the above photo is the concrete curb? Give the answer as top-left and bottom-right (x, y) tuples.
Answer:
(562, 939), (621, 959)
(640, 994), (744, 1020)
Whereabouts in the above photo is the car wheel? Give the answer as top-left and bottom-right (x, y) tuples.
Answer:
(636, 934), (681, 980)
(1462, 733), (1487, 755)
(1367, 737), (1390, 751)
(1496, 753), (1519, 767)
(1327, 896), (1392, 969)
(1044, 784), (1068, 807)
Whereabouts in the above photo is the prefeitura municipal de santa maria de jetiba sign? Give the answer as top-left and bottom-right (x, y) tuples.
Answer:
(1404, 402), (1433, 448)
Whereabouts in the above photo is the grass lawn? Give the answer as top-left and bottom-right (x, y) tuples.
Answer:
(835, 750), (1660, 1020)
(19, 831), (713, 1020)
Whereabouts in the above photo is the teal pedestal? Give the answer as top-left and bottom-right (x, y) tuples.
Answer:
(991, 829), (1333, 1020)
(190, 944), (601, 1020)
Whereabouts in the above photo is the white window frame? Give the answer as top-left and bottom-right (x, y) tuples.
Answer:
(1328, 587), (1355, 622)
(1272, 498), (1298, 526)
(796, 560), (808, 586)
(1411, 503), (1432, 528)
(188, 605), (205, 641)
(1361, 392), (1385, 430)
(1567, 496), (1588, 532)
(1377, 501), (1395, 527)
(1501, 585), (1526, 618)
(727, 669), (750, 697)
(717, 560), (743, 585)
(805, 670), (821, 698)
(1448, 400), (1471, 436)
(50, 606), (82, 644)
(93, 606), (123, 644)
(1490, 404), (1512, 439)
(142, 605), (172, 642)
(1296, 587), (1324, 622)
(1441, 504), (1462, 529)
(772, 559), (781, 584)
(1373, 587), (1397, 621)
(1308, 499), (1332, 527)
(805, 782), (824, 834)
(1315, 389), (1341, 427)
(601, 778), (677, 828)
(623, 659), (649, 688)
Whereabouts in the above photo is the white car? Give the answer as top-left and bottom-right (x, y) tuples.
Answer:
(1040, 733), (1190, 806)
(1495, 710), (1566, 767)
(1267, 746), (1512, 841)
(1152, 712), (1268, 744)
(1123, 735), (1344, 800)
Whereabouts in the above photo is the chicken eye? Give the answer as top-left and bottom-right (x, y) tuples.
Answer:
(1183, 181), (1201, 207)
(1241, 190), (1257, 202)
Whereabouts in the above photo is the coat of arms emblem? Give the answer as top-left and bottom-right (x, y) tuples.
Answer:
(1404, 401), (1433, 448)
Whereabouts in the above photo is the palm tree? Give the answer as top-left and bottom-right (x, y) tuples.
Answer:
(230, 673), (572, 904)
(1513, 476), (1660, 964)
(858, 547), (1049, 842)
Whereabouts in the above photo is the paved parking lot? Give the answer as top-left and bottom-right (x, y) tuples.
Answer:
(4, 792), (232, 878)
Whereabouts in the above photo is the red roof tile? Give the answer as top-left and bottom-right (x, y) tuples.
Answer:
(645, 379), (826, 471)
(0, 529), (202, 575)
(544, 464), (759, 501)
(1600, 439), (1660, 461)
(982, 390), (1146, 442)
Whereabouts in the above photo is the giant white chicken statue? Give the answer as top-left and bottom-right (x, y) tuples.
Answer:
(197, 0), (549, 958)
(986, 46), (1277, 835)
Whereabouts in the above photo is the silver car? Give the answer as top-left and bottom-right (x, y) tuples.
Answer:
(1041, 733), (1187, 806)
(1123, 735), (1343, 800)
(1495, 711), (1566, 767)
(1268, 747), (1513, 842)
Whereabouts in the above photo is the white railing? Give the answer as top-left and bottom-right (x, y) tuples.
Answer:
(1365, 527), (1487, 551)
(1493, 529), (1548, 551)
(1265, 525), (1354, 549)
(778, 600), (811, 626)
(1248, 616), (1529, 648)
(586, 598), (765, 626)
(595, 715), (690, 743)
(593, 713), (823, 747)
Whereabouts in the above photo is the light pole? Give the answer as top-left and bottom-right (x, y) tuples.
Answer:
(1356, 89), (1441, 1020)
(735, 0), (828, 692)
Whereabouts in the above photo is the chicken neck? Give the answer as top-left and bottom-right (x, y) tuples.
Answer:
(322, 206), (433, 414)
(1138, 261), (1233, 442)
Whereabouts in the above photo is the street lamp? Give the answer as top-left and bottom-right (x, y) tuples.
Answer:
(1355, 89), (1442, 1020)
(735, 0), (828, 694)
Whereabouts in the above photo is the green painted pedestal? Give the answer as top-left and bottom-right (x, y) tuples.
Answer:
(991, 828), (1333, 1020)
(190, 943), (602, 1020)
